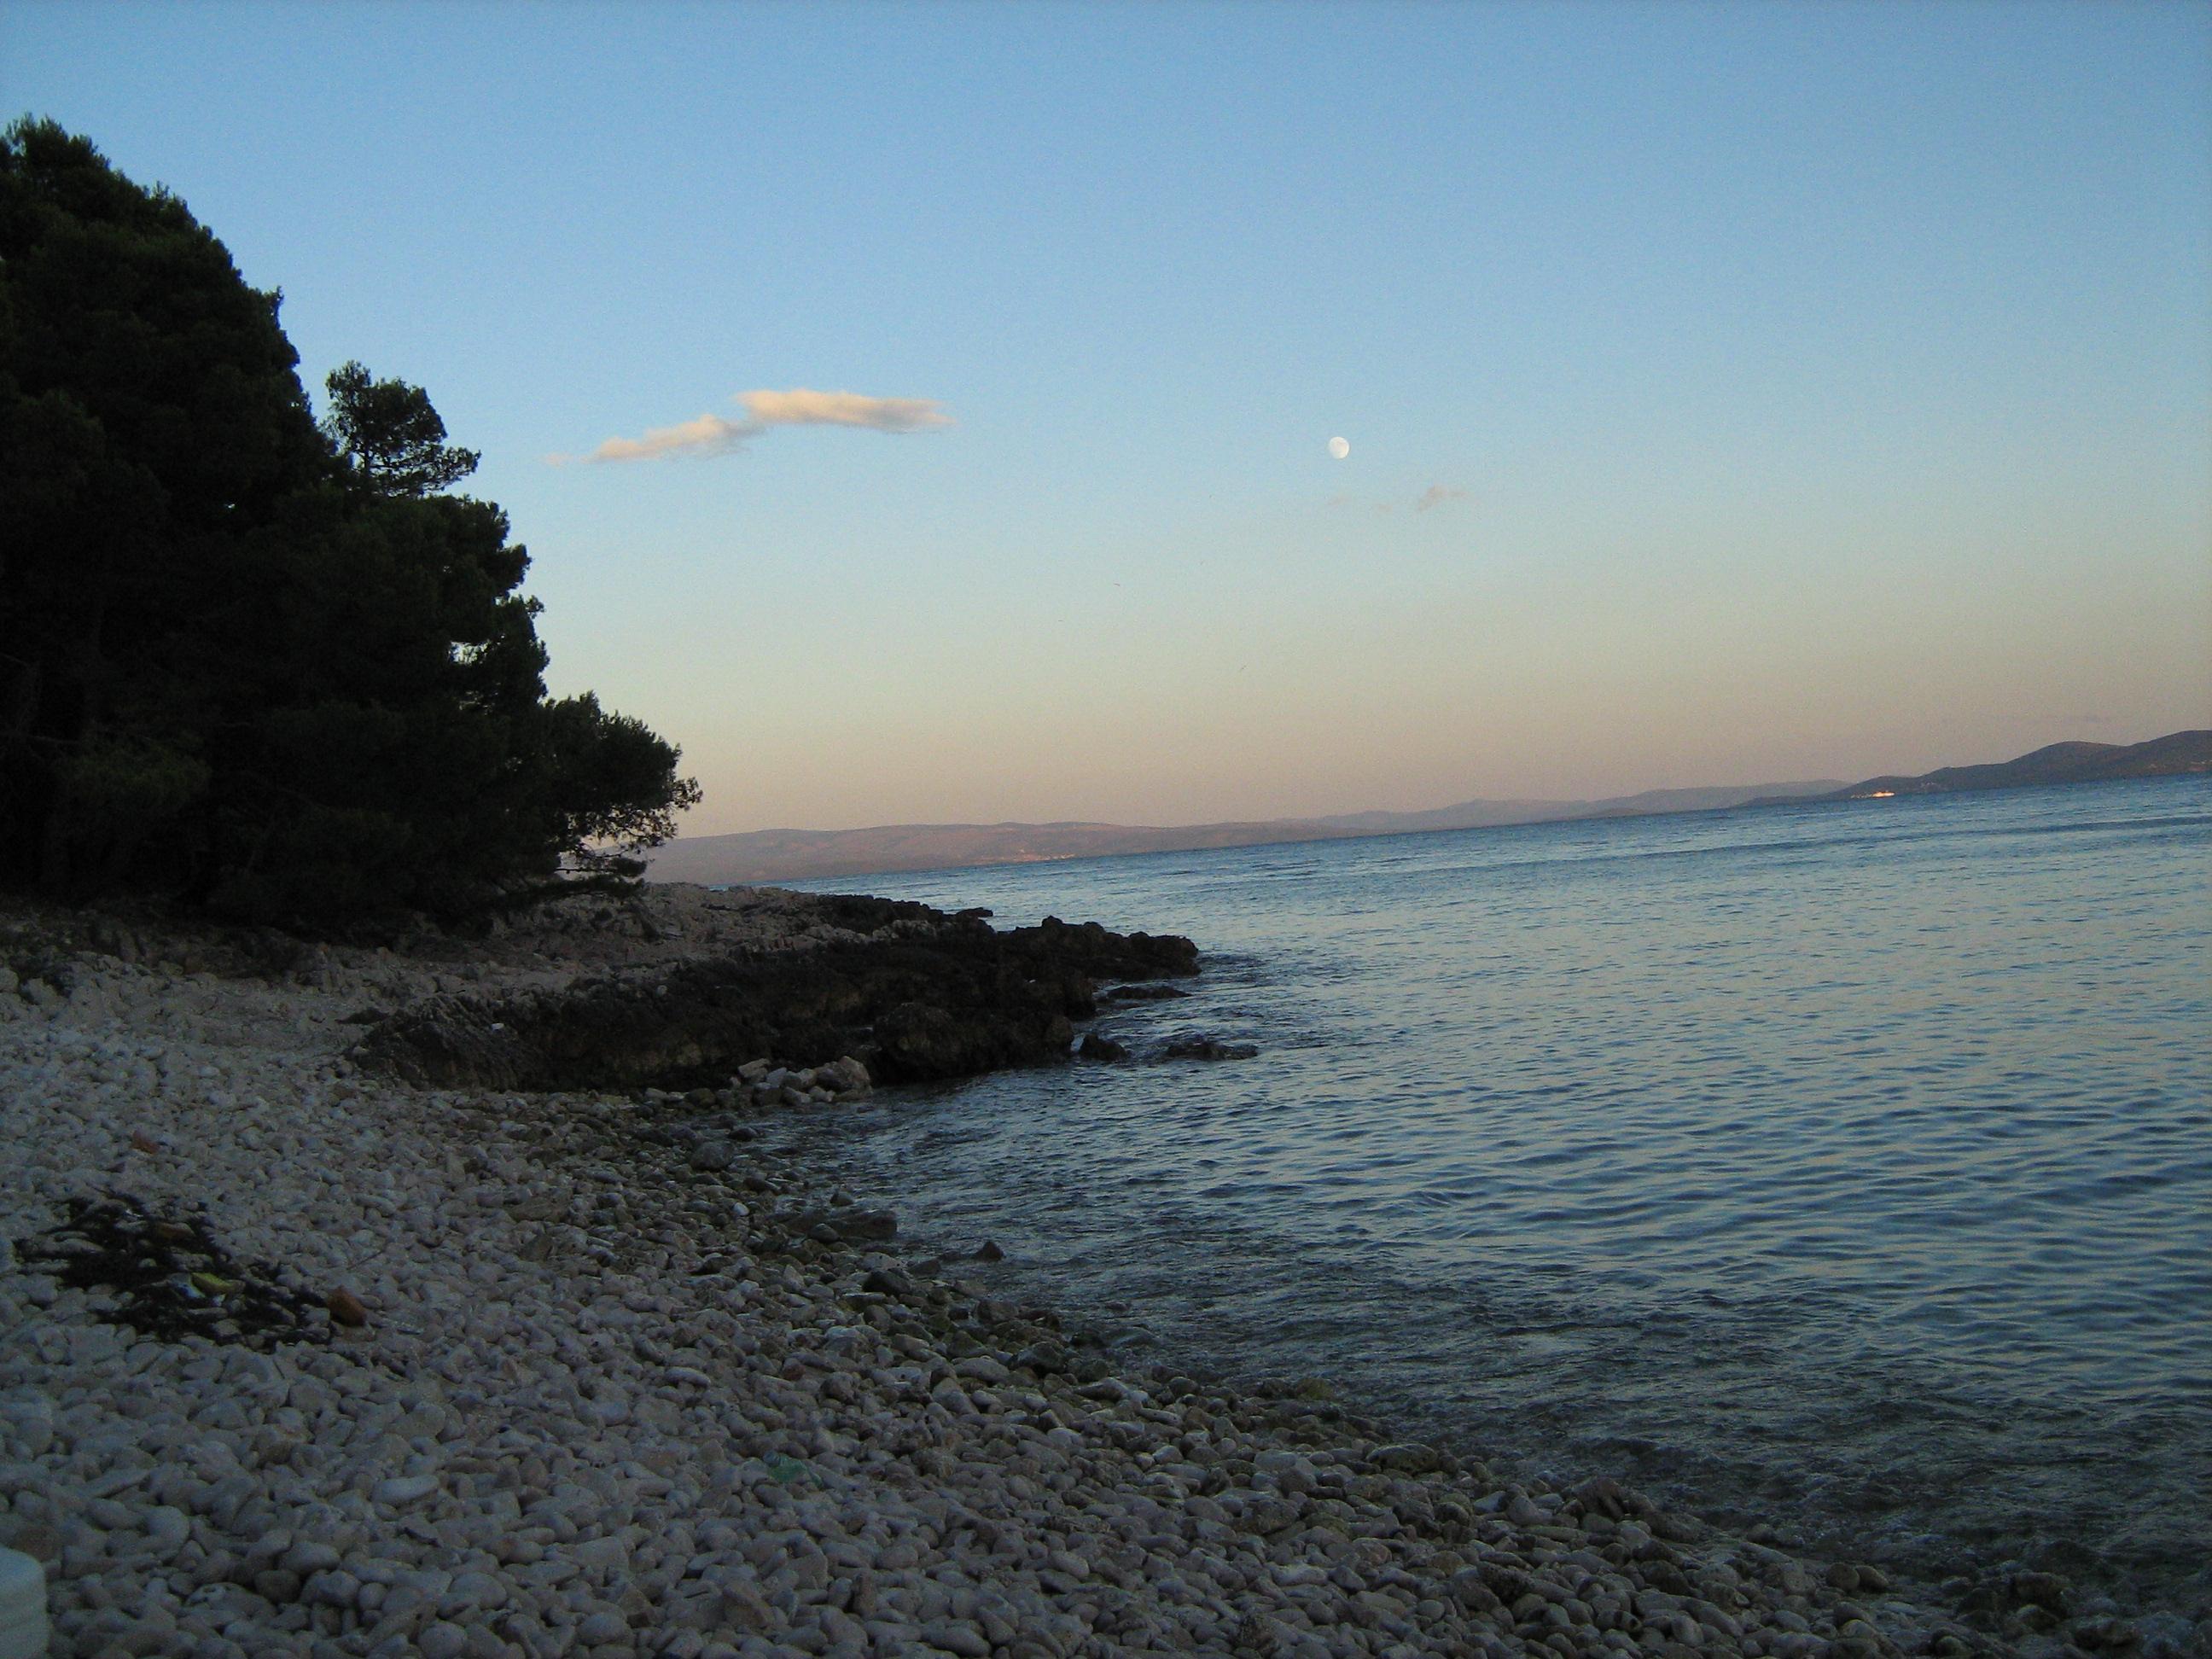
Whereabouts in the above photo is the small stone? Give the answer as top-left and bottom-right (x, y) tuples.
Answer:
(573, 1534), (629, 1572)
(921, 1625), (991, 1658)
(1368, 1443), (1440, 1475)
(372, 1474), (439, 1505)
(690, 1140), (737, 1173)
(441, 1570), (506, 1615)
(282, 1540), (341, 1575)
(253, 1568), (305, 1604)
(419, 1624), (469, 1659)
(140, 1505), (189, 1555)
(1615, 1520), (1658, 1558)
(2011, 1572), (2070, 1614)
(304, 1568), (362, 1608)
(577, 1609), (629, 1644)
(326, 1289), (369, 1327)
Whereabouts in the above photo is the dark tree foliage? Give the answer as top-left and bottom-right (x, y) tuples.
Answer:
(0, 119), (701, 928)
(321, 360), (480, 498)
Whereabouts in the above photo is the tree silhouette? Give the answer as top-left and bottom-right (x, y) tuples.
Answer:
(0, 118), (699, 927)
(322, 360), (480, 498)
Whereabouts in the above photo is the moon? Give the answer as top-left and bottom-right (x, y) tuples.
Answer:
(1328, 435), (1350, 460)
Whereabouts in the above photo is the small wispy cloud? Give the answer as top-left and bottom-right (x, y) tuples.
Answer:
(738, 389), (952, 433)
(564, 387), (952, 463)
(1325, 485), (1470, 515)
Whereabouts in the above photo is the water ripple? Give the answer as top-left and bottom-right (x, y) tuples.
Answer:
(790, 777), (2212, 1617)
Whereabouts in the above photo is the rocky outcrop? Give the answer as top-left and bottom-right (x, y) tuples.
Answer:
(353, 907), (1198, 1091)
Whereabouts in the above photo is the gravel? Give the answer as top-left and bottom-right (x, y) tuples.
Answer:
(0, 889), (2033, 1659)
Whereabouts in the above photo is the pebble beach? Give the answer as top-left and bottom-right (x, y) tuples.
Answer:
(1, 887), (2029, 1659)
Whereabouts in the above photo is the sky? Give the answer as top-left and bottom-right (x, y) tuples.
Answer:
(7, 1), (2209, 835)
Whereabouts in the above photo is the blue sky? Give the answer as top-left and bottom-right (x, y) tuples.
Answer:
(8, 1), (2209, 831)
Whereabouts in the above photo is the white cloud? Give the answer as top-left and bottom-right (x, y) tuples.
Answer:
(737, 388), (950, 433)
(584, 412), (753, 463)
(568, 387), (952, 463)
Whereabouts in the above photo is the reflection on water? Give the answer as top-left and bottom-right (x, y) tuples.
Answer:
(783, 777), (2212, 1615)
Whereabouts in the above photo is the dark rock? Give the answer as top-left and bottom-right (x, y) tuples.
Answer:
(2075, 1617), (2141, 1650)
(814, 1056), (871, 1094)
(1574, 1476), (1630, 1520)
(1161, 1033), (1258, 1062)
(1445, 1568), (1508, 1615)
(875, 1000), (1073, 1083)
(790, 1208), (897, 1244)
(353, 902), (1199, 1092)
(1367, 1442), (1441, 1476)
(973, 1240), (1005, 1263)
(1099, 982), (1189, 1003)
(689, 1141), (738, 1173)
(2011, 1573), (2072, 1615)
(1013, 1342), (1072, 1375)
(1075, 1033), (1129, 1062)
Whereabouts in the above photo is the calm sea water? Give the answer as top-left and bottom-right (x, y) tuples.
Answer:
(783, 777), (2211, 1617)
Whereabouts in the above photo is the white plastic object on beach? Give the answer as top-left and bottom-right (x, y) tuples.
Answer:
(0, 1546), (45, 1658)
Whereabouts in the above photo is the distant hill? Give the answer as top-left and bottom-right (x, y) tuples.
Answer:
(646, 779), (1843, 886)
(648, 730), (2209, 887)
(1751, 730), (2211, 807)
(1313, 780), (1842, 835)
(643, 818), (1372, 885)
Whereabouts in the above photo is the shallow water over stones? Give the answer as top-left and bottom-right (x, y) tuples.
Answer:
(789, 776), (2212, 1627)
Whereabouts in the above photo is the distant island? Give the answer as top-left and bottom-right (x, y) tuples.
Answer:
(649, 728), (2210, 885)
(1749, 729), (2211, 807)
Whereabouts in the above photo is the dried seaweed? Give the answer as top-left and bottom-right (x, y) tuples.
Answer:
(17, 1193), (330, 1349)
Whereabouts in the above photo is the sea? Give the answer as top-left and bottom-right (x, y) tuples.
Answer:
(781, 775), (2211, 1621)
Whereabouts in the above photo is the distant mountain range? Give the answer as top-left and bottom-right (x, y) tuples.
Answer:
(646, 729), (2208, 887)
(1752, 729), (2211, 806)
(645, 780), (1845, 885)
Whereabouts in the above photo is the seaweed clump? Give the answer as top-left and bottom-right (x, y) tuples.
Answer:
(18, 1193), (331, 1350)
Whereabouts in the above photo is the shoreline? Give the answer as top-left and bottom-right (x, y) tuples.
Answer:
(0, 886), (2051, 1659)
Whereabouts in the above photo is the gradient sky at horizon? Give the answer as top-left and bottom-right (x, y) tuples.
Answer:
(7, 1), (2209, 834)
